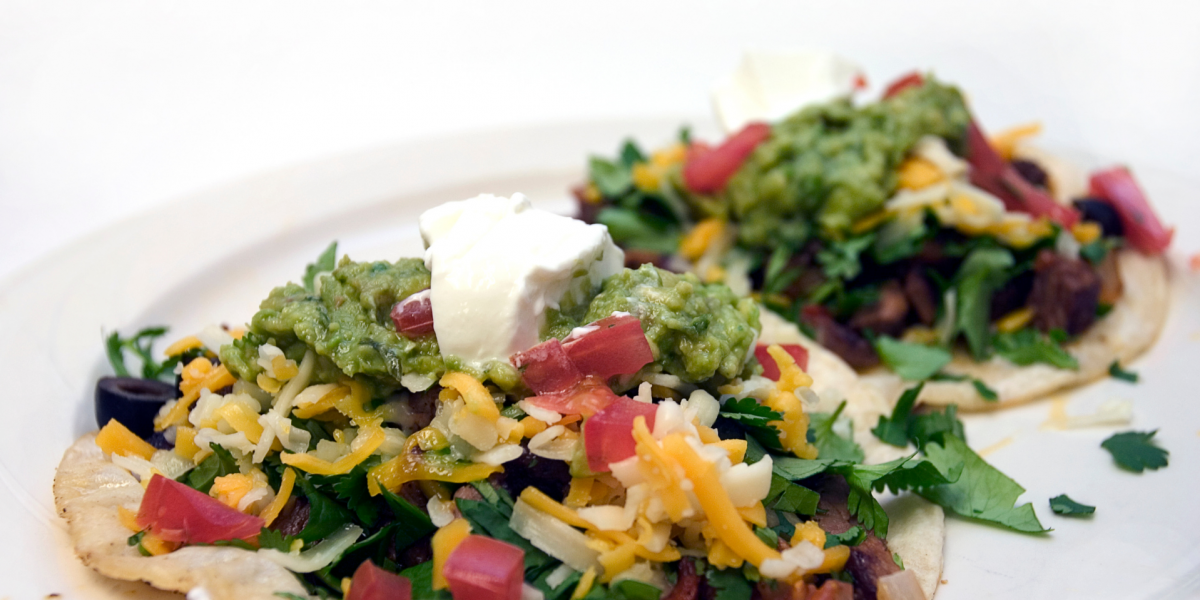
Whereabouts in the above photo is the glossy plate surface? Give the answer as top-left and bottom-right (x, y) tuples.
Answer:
(2, 119), (1197, 599)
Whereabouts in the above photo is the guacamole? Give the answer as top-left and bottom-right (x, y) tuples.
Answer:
(686, 79), (970, 246)
(222, 257), (441, 395)
(547, 264), (761, 384)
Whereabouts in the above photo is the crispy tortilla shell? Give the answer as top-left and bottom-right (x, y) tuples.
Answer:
(53, 433), (309, 600)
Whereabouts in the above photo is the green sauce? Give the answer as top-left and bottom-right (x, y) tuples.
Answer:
(684, 79), (970, 246)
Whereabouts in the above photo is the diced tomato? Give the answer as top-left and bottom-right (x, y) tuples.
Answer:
(391, 290), (434, 336)
(682, 122), (772, 194)
(882, 71), (925, 99)
(562, 314), (654, 381)
(965, 120), (1080, 228)
(852, 73), (869, 91)
(442, 535), (525, 600)
(1089, 166), (1174, 254)
(347, 560), (412, 600)
(524, 377), (620, 417)
(583, 396), (658, 472)
(754, 344), (809, 380)
(136, 474), (264, 544)
(511, 339), (584, 395)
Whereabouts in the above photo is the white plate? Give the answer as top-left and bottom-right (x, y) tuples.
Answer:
(3, 119), (1198, 599)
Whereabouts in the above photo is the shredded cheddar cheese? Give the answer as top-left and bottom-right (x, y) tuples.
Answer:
(431, 518), (472, 590)
(96, 420), (157, 460)
(259, 467), (297, 526)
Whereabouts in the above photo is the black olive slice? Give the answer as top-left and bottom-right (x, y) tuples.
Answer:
(95, 376), (179, 439)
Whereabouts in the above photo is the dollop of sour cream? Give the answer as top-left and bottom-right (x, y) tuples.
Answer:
(419, 193), (624, 367)
(712, 50), (865, 133)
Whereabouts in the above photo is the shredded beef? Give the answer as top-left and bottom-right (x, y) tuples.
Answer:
(849, 281), (910, 336)
(664, 558), (701, 600)
(809, 475), (901, 600)
(269, 497), (310, 537)
(1096, 251), (1124, 306)
(404, 389), (439, 432)
(989, 270), (1034, 320)
(573, 184), (602, 224)
(1029, 250), (1101, 335)
(754, 579), (854, 600)
(1011, 159), (1049, 189)
(625, 249), (671, 270)
(903, 268), (939, 326)
(801, 307), (880, 370)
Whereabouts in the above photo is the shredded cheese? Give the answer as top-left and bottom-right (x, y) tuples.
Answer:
(440, 372), (500, 423)
(281, 425), (385, 475)
(431, 518), (472, 590)
(163, 336), (203, 357)
(259, 467), (297, 526)
(95, 420), (157, 460)
(154, 362), (235, 431)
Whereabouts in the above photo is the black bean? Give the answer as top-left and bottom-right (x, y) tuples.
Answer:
(1011, 159), (1049, 188)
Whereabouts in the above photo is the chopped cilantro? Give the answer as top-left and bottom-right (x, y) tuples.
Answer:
(705, 564), (754, 600)
(764, 475), (820, 516)
(825, 526), (865, 548)
(952, 247), (1015, 359)
(589, 156), (633, 197)
(293, 475), (357, 543)
(817, 234), (876, 281)
(302, 241), (338, 293)
(930, 372), (998, 401)
(185, 443), (239, 494)
(875, 337), (951, 381)
(104, 326), (181, 381)
(920, 434), (1049, 533)
(763, 246), (802, 296)
(1101, 430), (1169, 473)
(808, 401), (865, 462)
(719, 397), (785, 450)
(608, 580), (663, 600)
(993, 328), (1079, 370)
(755, 526), (779, 548)
(274, 593), (310, 600)
(1108, 361), (1139, 383)
(907, 405), (965, 450)
(1049, 494), (1095, 516)
(892, 552), (905, 569)
(596, 207), (681, 253)
(400, 561), (453, 600)
(126, 530), (146, 547)
(871, 383), (924, 448)
(619, 140), (647, 168)
(257, 528), (299, 552)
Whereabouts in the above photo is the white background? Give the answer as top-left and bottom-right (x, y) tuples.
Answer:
(3, 0), (1200, 283)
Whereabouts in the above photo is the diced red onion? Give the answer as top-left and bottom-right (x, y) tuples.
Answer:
(561, 314), (654, 381)
(510, 339), (583, 394)
(583, 396), (658, 472)
(136, 474), (264, 544)
(346, 559), (412, 600)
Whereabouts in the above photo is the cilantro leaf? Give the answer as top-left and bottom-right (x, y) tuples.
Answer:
(952, 247), (1015, 359)
(1101, 430), (1169, 473)
(1049, 494), (1095, 516)
(907, 405), (965, 450)
(618, 140), (647, 168)
(185, 443), (239, 493)
(763, 246), (802, 296)
(817, 234), (876, 281)
(608, 580), (663, 600)
(919, 434), (1049, 533)
(589, 157), (633, 197)
(875, 337), (952, 381)
(993, 329), (1079, 370)
(892, 552), (905, 568)
(257, 527), (298, 551)
(105, 326), (181, 381)
(303, 241), (338, 293)
(931, 372), (998, 401)
(719, 398), (785, 450)
(400, 561), (453, 600)
(456, 498), (558, 579)
(316, 460), (382, 526)
(705, 565), (754, 600)
(1108, 361), (1139, 383)
(871, 383), (924, 448)
(293, 475), (358, 543)
(808, 402), (864, 462)
(596, 207), (681, 253)
(824, 526), (865, 548)
(764, 475), (820, 516)
(772, 454), (958, 537)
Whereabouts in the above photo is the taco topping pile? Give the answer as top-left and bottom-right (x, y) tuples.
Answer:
(83, 193), (1043, 600)
(577, 68), (1173, 386)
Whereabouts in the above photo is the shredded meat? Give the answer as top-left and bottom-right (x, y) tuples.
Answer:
(1029, 250), (1101, 335)
(849, 281), (910, 336)
(801, 307), (880, 370)
(1096, 251), (1124, 305)
(810, 476), (901, 600)
(903, 268), (939, 325)
(755, 579), (854, 600)
(625, 249), (672, 270)
(663, 558), (701, 600)
(989, 270), (1034, 320)
(268, 497), (310, 537)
